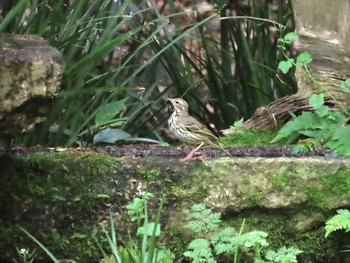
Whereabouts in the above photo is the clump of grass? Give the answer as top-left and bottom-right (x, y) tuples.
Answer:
(1, 1), (295, 147)
(19, 193), (173, 262)
(219, 129), (278, 147)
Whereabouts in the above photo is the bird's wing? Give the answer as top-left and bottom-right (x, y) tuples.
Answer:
(181, 116), (218, 142)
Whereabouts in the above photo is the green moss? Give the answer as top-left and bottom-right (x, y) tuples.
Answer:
(19, 152), (120, 209)
(306, 168), (350, 209)
(219, 129), (278, 146)
(242, 177), (250, 185)
(24, 152), (119, 174)
(260, 166), (350, 211)
(140, 169), (161, 180)
(306, 186), (328, 208)
(326, 168), (350, 197)
(269, 172), (289, 190)
(172, 179), (209, 202)
(248, 192), (265, 205)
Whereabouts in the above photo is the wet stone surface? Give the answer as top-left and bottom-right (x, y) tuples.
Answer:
(10, 144), (337, 159)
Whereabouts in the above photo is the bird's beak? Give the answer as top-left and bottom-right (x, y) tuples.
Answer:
(167, 98), (175, 104)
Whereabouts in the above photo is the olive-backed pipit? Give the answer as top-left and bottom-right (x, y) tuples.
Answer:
(168, 98), (230, 161)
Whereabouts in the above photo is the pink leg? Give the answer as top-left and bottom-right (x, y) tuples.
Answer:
(180, 143), (204, 162)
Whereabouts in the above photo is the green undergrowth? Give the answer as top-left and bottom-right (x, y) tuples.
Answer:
(182, 204), (302, 263)
(272, 93), (350, 156)
(219, 129), (278, 147)
(0, 152), (125, 261)
(1, 152), (350, 261)
(17, 193), (173, 263)
(324, 209), (350, 262)
(224, 210), (346, 262)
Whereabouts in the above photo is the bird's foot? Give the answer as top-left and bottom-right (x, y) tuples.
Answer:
(180, 149), (202, 162)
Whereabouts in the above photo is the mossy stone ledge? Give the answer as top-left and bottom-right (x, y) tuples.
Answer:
(1, 151), (350, 262)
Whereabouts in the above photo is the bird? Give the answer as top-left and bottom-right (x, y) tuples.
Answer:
(167, 98), (230, 161)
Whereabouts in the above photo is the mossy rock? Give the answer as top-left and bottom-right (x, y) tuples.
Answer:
(1, 151), (350, 262)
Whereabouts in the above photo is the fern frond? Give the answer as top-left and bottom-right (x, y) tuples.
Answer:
(325, 209), (350, 238)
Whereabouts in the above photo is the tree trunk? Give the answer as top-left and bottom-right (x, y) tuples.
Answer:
(225, 0), (350, 131)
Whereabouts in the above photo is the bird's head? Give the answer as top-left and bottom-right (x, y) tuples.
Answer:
(168, 98), (189, 114)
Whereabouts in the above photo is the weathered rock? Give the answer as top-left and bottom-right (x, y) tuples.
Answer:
(0, 34), (63, 136)
(293, 0), (350, 105)
(0, 151), (350, 262)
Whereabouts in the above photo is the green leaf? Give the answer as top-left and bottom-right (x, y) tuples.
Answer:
(65, 27), (143, 76)
(0, 0), (30, 32)
(283, 32), (298, 44)
(137, 222), (161, 237)
(106, 119), (128, 128)
(271, 112), (315, 142)
(188, 238), (210, 250)
(291, 144), (311, 154)
(325, 126), (350, 156)
(185, 204), (221, 233)
(93, 128), (131, 144)
(126, 198), (144, 213)
(278, 59), (294, 74)
(314, 106), (329, 117)
(233, 118), (244, 128)
(309, 93), (329, 117)
(95, 99), (127, 127)
(345, 78), (350, 87)
(308, 93), (325, 109)
(184, 238), (215, 262)
(265, 246), (302, 263)
(325, 209), (350, 238)
(296, 52), (313, 65)
(340, 78), (350, 92)
(213, 230), (269, 255)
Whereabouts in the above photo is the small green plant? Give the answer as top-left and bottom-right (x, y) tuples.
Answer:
(100, 193), (173, 262)
(92, 99), (162, 145)
(20, 193), (173, 263)
(340, 79), (350, 93)
(261, 247), (305, 263)
(324, 209), (350, 254)
(275, 30), (350, 156)
(15, 248), (36, 263)
(228, 118), (245, 130)
(277, 32), (313, 74)
(125, 192), (154, 225)
(325, 209), (350, 238)
(185, 203), (221, 233)
(51, 97), (161, 146)
(183, 203), (302, 263)
(18, 228), (61, 263)
(271, 92), (350, 156)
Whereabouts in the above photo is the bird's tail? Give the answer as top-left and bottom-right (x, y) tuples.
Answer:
(208, 142), (231, 157)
